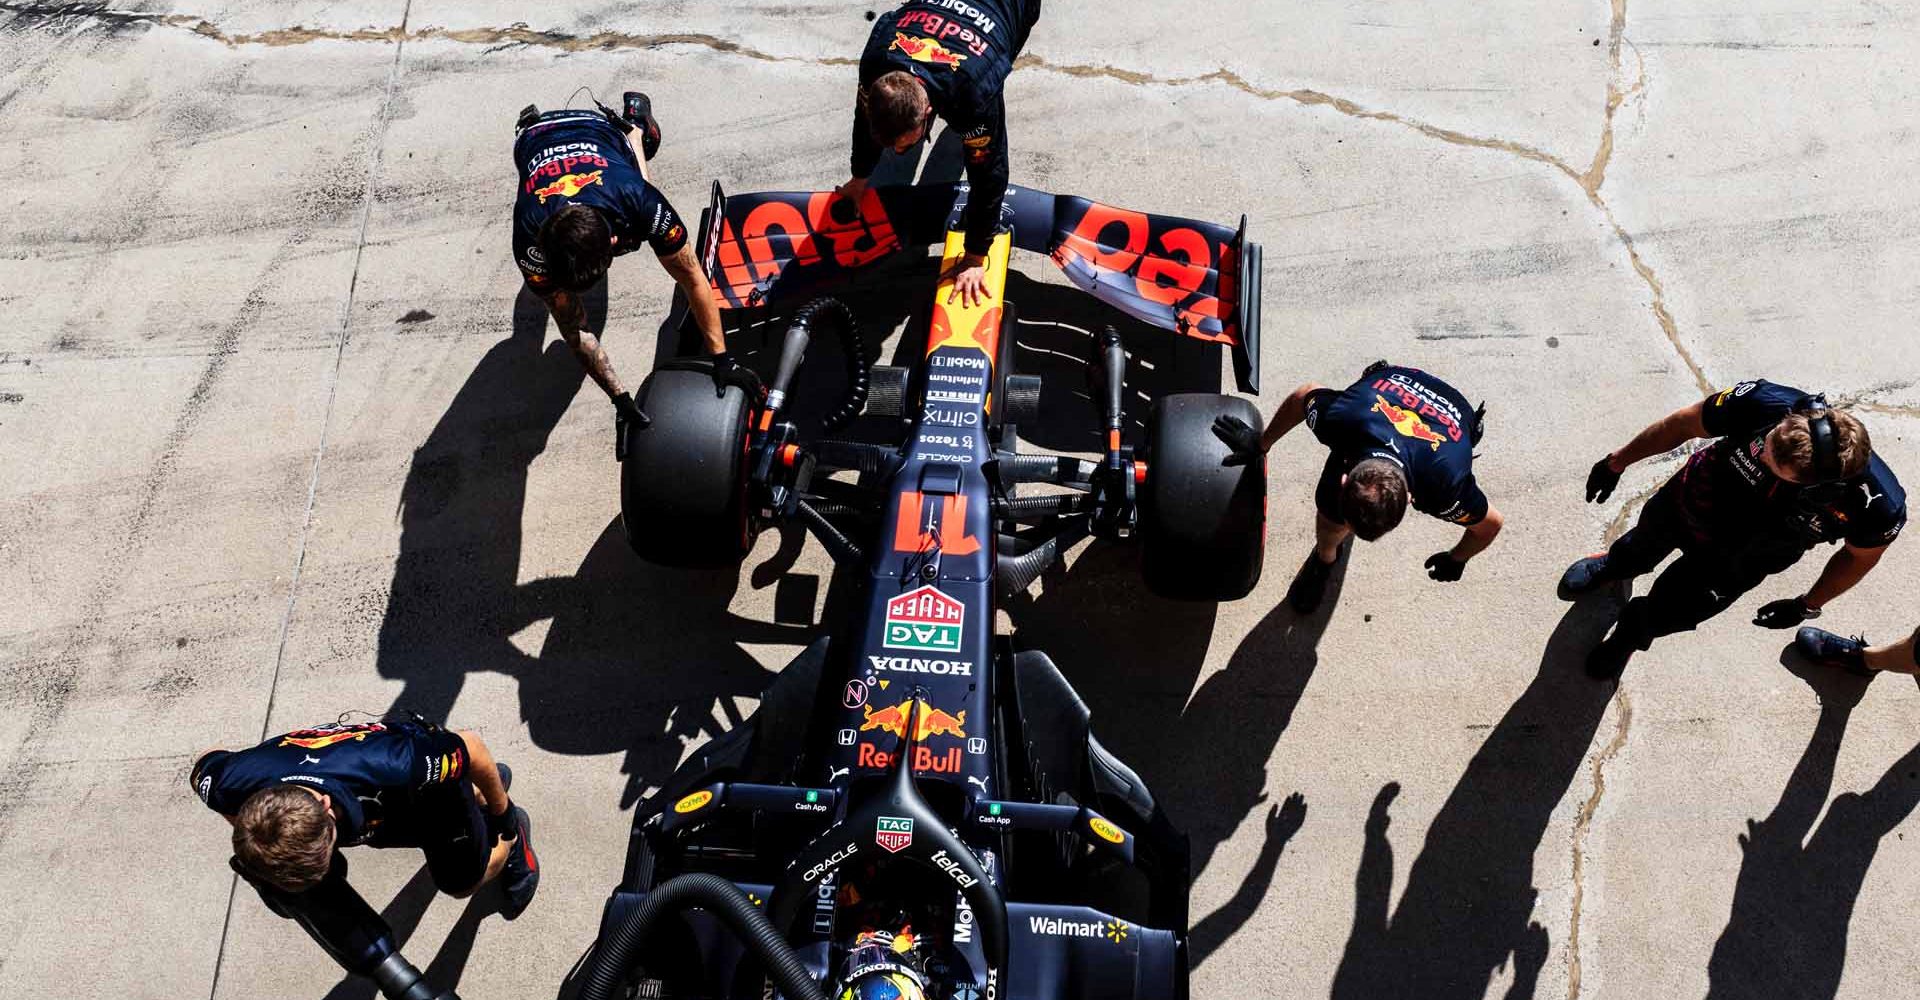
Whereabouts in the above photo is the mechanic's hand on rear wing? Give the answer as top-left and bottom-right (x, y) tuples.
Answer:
(835, 176), (869, 204)
(1212, 414), (1265, 467)
(943, 254), (989, 308)
(710, 351), (764, 400)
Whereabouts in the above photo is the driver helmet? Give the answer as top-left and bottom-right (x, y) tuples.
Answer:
(838, 928), (927, 1000)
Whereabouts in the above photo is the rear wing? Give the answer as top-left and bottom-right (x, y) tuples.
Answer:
(695, 181), (1264, 393)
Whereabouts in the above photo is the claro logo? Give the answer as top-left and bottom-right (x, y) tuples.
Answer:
(802, 842), (857, 882)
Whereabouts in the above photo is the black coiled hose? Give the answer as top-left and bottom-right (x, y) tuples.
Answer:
(578, 873), (825, 1000)
(785, 296), (868, 433)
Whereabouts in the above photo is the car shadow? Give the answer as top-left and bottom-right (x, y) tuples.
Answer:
(1328, 600), (1621, 1000)
(376, 283), (814, 807)
(1012, 541), (1347, 946)
(1703, 652), (1920, 1000)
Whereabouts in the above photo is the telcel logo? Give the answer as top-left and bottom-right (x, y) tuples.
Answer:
(932, 848), (978, 888)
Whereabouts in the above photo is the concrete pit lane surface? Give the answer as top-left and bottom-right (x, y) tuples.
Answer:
(3, 1), (1920, 998)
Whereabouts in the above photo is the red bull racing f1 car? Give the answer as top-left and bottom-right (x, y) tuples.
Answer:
(574, 180), (1266, 1000)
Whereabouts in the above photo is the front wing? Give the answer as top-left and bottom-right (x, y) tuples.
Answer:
(694, 181), (1264, 393)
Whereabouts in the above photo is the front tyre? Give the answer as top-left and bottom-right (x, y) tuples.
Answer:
(620, 362), (755, 567)
(1140, 393), (1265, 601)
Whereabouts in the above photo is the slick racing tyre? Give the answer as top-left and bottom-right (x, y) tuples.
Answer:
(1140, 393), (1265, 601)
(620, 363), (755, 567)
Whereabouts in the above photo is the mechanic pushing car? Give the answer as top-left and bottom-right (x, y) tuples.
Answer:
(1562, 379), (1906, 678)
(838, 0), (1043, 307)
(191, 718), (539, 917)
(1214, 361), (1505, 613)
(512, 92), (754, 433)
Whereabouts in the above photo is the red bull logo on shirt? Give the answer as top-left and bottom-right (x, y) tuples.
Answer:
(1372, 394), (1447, 451)
(532, 170), (603, 203)
(892, 31), (968, 67)
(278, 723), (384, 750)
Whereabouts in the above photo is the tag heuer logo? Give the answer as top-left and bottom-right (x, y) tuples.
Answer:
(884, 585), (964, 652)
(876, 816), (914, 853)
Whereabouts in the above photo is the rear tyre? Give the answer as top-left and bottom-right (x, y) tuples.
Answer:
(1140, 394), (1265, 601)
(620, 363), (755, 567)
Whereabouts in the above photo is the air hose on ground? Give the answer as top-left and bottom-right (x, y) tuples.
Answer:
(578, 872), (826, 1000)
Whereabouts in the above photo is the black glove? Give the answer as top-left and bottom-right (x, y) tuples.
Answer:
(485, 801), (517, 845)
(1754, 597), (1819, 629)
(710, 351), (763, 399)
(1585, 456), (1622, 503)
(1470, 401), (1487, 446)
(1425, 551), (1467, 582)
(1212, 414), (1264, 467)
(613, 391), (648, 461)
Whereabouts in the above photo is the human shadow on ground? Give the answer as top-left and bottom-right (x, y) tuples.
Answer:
(1704, 656), (1920, 1000)
(377, 284), (814, 807)
(1329, 601), (1621, 1000)
(318, 865), (497, 1000)
(1011, 540), (1345, 964)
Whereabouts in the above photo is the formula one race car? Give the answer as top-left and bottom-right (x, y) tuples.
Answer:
(573, 182), (1266, 1000)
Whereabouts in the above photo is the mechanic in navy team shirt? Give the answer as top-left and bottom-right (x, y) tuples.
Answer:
(1563, 379), (1905, 678)
(1214, 362), (1506, 614)
(837, 0), (1044, 307)
(513, 92), (752, 436)
(191, 718), (539, 918)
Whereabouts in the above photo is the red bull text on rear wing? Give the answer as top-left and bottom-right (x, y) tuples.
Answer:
(692, 180), (1265, 393)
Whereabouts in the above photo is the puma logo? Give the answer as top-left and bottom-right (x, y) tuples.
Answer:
(301, 754), (321, 765)
(829, 766), (850, 783)
(1860, 482), (1884, 507)
(966, 775), (988, 791)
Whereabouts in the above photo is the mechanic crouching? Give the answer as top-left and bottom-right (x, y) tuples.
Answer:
(1213, 361), (1505, 613)
(1563, 380), (1906, 678)
(512, 92), (756, 438)
(191, 718), (539, 990)
(838, 0), (1044, 307)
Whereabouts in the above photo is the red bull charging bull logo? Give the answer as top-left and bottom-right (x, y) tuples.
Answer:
(532, 169), (603, 203)
(1372, 394), (1447, 451)
(891, 32), (968, 67)
(860, 699), (968, 741)
(278, 723), (383, 750)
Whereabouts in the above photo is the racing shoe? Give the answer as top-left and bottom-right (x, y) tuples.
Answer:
(622, 91), (661, 160)
(498, 805), (540, 920)
(1286, 552), (1337, 615)
(1558, 553), (1614, 601)
(1795, 627), (1873, 677)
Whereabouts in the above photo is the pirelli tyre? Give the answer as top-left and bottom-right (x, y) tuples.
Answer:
(620, 363), (755, 567)
(1140, 393), (1265, 601)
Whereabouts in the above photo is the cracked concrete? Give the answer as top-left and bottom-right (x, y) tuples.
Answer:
(3, 2), (1919, 999)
